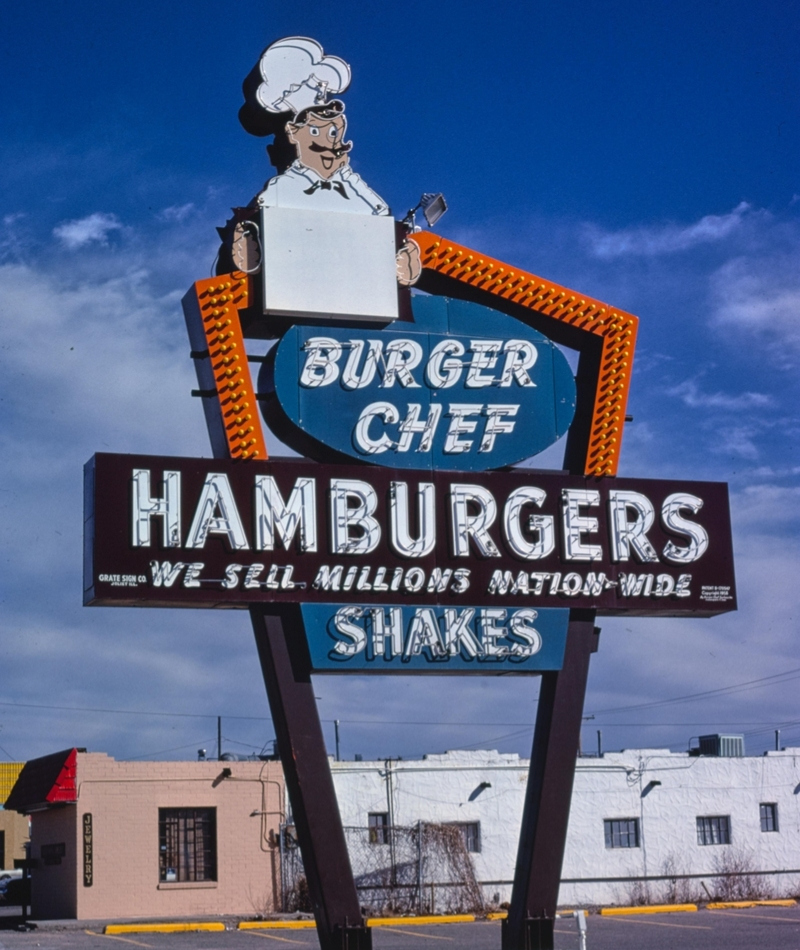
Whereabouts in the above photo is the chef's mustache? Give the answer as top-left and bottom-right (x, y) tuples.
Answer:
(308, 140), (352, 158)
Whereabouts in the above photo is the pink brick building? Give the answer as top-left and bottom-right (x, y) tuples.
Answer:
(6, 749), (284, 920)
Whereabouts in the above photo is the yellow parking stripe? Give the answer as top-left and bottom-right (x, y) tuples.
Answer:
(607, 917), (712, 931)
(707, 909), (800, 924)
(377, 927), (454, 941)
(86, 931), (154, 948)
(241, 931), (311, 945)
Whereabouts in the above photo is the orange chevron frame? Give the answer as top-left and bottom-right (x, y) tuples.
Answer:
(187, 234), (637, 474)
(409, 231), (638, 477)
(183, 274), (267, 461)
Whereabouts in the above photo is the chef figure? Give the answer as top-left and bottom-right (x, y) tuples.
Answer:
(236, 37), (421, 286)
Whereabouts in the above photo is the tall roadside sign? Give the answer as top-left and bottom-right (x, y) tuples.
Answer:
(84, 36), (736, 950)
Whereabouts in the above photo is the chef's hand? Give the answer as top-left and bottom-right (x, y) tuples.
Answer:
(396, 239), (422, 287)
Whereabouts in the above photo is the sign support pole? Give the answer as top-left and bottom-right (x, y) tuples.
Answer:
(502, 610), (598, 950)
(250, 605), (372, 950)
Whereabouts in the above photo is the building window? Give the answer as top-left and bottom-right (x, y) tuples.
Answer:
(696, 815), (731, 846)
(158, 808), (217, 882)
(760, 803), (778, 833)
(455, 822), (481, 853)
(603, 818), (640, 849)
(368, 812), (389, 845)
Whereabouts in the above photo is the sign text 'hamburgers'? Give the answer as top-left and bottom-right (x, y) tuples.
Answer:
(85, 453), (735, 616)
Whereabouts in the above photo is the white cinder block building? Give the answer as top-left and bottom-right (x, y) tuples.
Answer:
(330, 746), (800, 907)
(10, 743), (800, 917)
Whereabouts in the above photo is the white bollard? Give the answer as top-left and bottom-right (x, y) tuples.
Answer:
(575, 909), (587, 950)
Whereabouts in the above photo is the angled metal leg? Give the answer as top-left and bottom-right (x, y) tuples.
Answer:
(250, 605), (372, 950)
(502, 610), (598, 950)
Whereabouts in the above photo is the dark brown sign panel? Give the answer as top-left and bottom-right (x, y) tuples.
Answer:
(84, 453), (736, 616)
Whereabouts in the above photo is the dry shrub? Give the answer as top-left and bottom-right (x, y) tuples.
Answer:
(658, 853), (704, 904)
(712, 847), (769, 901)
(286, 874), (312, 913)
(280, 823), (483, 916)
(622, 878), (651, 906)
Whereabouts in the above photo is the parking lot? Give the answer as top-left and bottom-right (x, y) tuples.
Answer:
(1, 906), (800, 950)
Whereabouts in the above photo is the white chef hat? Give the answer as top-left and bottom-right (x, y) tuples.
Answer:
(253, 37), (351, 117)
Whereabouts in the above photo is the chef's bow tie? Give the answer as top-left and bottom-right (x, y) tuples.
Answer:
(304, 180), (349, 199)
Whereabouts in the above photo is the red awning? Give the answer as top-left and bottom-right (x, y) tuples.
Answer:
(4, 748), (78, 813)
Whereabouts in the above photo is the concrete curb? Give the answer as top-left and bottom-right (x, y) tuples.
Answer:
(707, 899), (797, 910)
(105, 923), (226, 934)
(239, 921), (316, 930)
(600, 903), (697, 916)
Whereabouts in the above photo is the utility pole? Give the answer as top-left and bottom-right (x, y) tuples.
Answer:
(578, 714), (594, 757)
(218, 716), (222, 761)
(334, 720), (341, 762)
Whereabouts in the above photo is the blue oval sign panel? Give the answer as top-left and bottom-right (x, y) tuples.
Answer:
(260, 296), (576, 471)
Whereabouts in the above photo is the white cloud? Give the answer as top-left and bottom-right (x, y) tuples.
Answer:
(668, 379), (772, 411)
(589, 525), (800, 733)
(711, 425), (761, 460)
(712, 255), (800, 356)
(53, 211), (123, 249)
(0, 260), (208, 582)
(732, 483), (800, 531)
(157, 203), (195, 223)
(0, 262), (200, 448)
(585, 201), (752, 259)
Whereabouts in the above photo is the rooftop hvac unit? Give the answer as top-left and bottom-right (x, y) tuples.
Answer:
(698, 734), (745, 757)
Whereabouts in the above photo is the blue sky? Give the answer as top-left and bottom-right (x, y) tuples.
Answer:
(0, 0), (798, 764)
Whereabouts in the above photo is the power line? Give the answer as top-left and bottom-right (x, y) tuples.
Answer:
(0, 698), (538, 726)
(0, 742), (16, 761)
(220, 735), (267, 751)
(1, 699), (796, 738)
(451, 728), (533, 751)
(0, 699), (535, 728)
(325, 719), (536, 727)
(0, 699), (271, 721)
(126, 739), (218, 761)
(587, 721), (800, 728)
(587, 667), (800, 716)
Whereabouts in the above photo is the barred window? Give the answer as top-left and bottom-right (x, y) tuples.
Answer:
(603, 818), (639, 849)
(368, 812), (389, 845)
(456, 822), (481, 853)
(696, 815), (731, 846)
(158, 808), (217, 882)
(760, 803), (778, 833)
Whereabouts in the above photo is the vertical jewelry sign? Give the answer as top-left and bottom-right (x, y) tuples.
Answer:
(82, 813), (93, 887)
